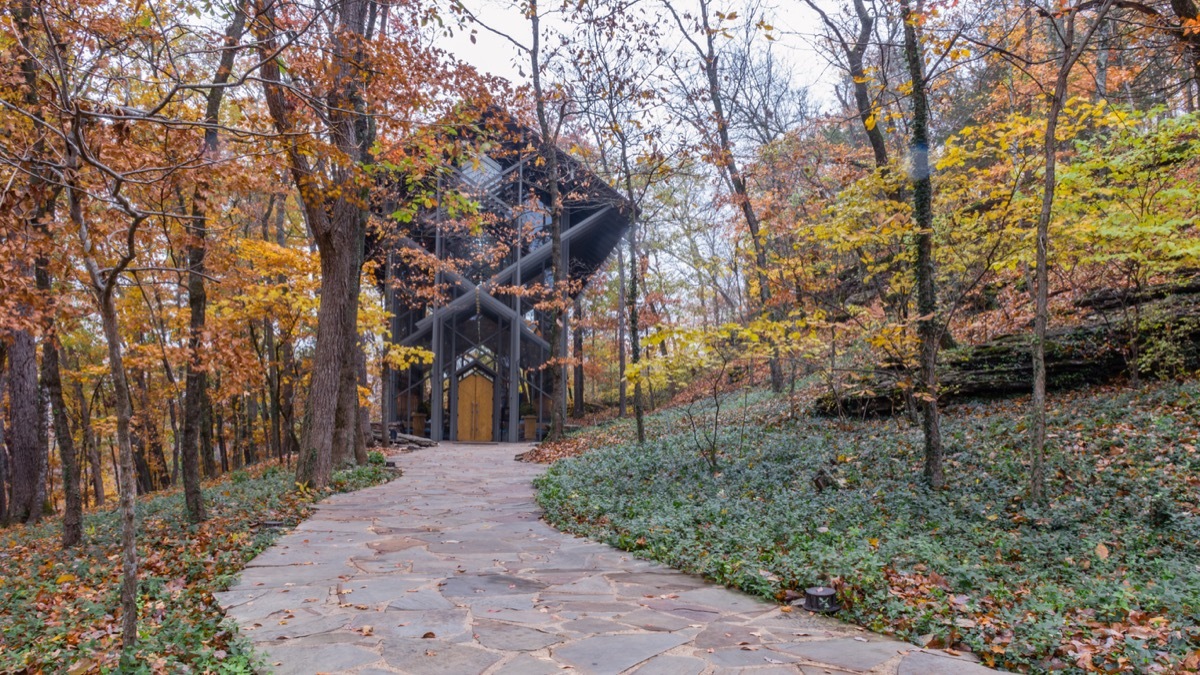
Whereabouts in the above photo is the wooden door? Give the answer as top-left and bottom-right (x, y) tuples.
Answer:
(456, 372), (493, 442)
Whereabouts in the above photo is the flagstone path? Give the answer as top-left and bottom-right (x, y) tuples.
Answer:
(219, 442), (1001, 675)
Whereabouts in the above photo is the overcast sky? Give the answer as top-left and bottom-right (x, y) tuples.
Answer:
(443, 0), (841, 110)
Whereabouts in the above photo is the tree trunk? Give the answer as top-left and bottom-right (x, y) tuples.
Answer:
(41, 336), (80, 546)
(1030, 0), (1113, 503)
(75, 378), (104, 506)
(256, 0), (375, 489)
(264, 318), (282, 462)
(298, 237), (359, 484)
(276, 204), (300, 461)
(355, 336), (370, 463)
(573, 297), (585, 418)
(616, 244), (628, 417)
(94, 290), (140, 653)
(804, 0), (888, 168)
(900, 0), (944, 489)
(231, 396), (244, 469)
(281, 340), (300, 459)
(246, 392), (260, 466)
(133, 368), (170, 491)
(0, 347), (8, 523)
(200, 391), (215, 478)
(333, 347), (355, 468)
(29, 155), (81, 543)
(168, 398), (180, 486)
(8, 0), (54, 526)
(8, 329), (45, 523)
(132, 425), (153, 495)
(526, 6), (569, 442)
(333, 240), (366, 467)
(628, 223), (646, 444)
(216, 406), (229, 474)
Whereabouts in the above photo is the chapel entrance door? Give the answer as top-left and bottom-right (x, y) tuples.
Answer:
(456, 371), (493, 442)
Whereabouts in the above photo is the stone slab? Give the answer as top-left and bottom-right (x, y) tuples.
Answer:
(633, 654), (707, 675)
(898, 650), (998, 675)
(265, 644), (380, 675)
(775, 637), (905, 671)
(381, 637), (502, 675)
(472, 619), (563, 651)
(552, 633), (689, 675)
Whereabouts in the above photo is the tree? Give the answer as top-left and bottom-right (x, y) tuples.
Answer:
(256, 0), (378, 488)
(181, 2), (249, 523)
(0, 347), (6, 523)
(568, 0), (678, 442)
(899, 0), (945, 488)
(6, 328), (43, 523)
(802, 0), (890, 168)
(664, 0), (785, 393)
(1029, 0), (1115, 502)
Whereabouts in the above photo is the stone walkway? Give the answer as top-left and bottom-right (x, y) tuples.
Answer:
(219, 443), (1001, 675)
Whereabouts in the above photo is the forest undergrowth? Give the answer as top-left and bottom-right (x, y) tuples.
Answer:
(534, 380), (1200, 673)
(0, 454), (395, 673)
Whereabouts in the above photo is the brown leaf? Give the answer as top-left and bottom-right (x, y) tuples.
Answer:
(1095, 542), (1110, 560)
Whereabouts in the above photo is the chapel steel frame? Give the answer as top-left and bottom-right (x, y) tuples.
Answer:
(376, 112), (632, 442)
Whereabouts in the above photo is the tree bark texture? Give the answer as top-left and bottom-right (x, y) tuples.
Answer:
(8, 330), (45, 523)
(333, 240), (366, 467)
(0, 348), (8, 523)
(200, 391), (216, 478)
(900, 0), (944, 489)
(40, 334), (81, 547)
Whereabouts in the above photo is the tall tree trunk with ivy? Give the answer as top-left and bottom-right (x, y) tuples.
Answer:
(901, 0), (944, 488)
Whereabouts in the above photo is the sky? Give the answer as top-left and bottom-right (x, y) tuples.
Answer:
(442, 0), (841, 110)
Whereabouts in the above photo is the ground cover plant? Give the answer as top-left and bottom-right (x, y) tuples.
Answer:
(535, 382), (1200, 673)
(0, 454), (395, 673)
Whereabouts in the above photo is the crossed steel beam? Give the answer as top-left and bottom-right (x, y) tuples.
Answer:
(395, 204), (615, 350)
(392, 237), (549, 351)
